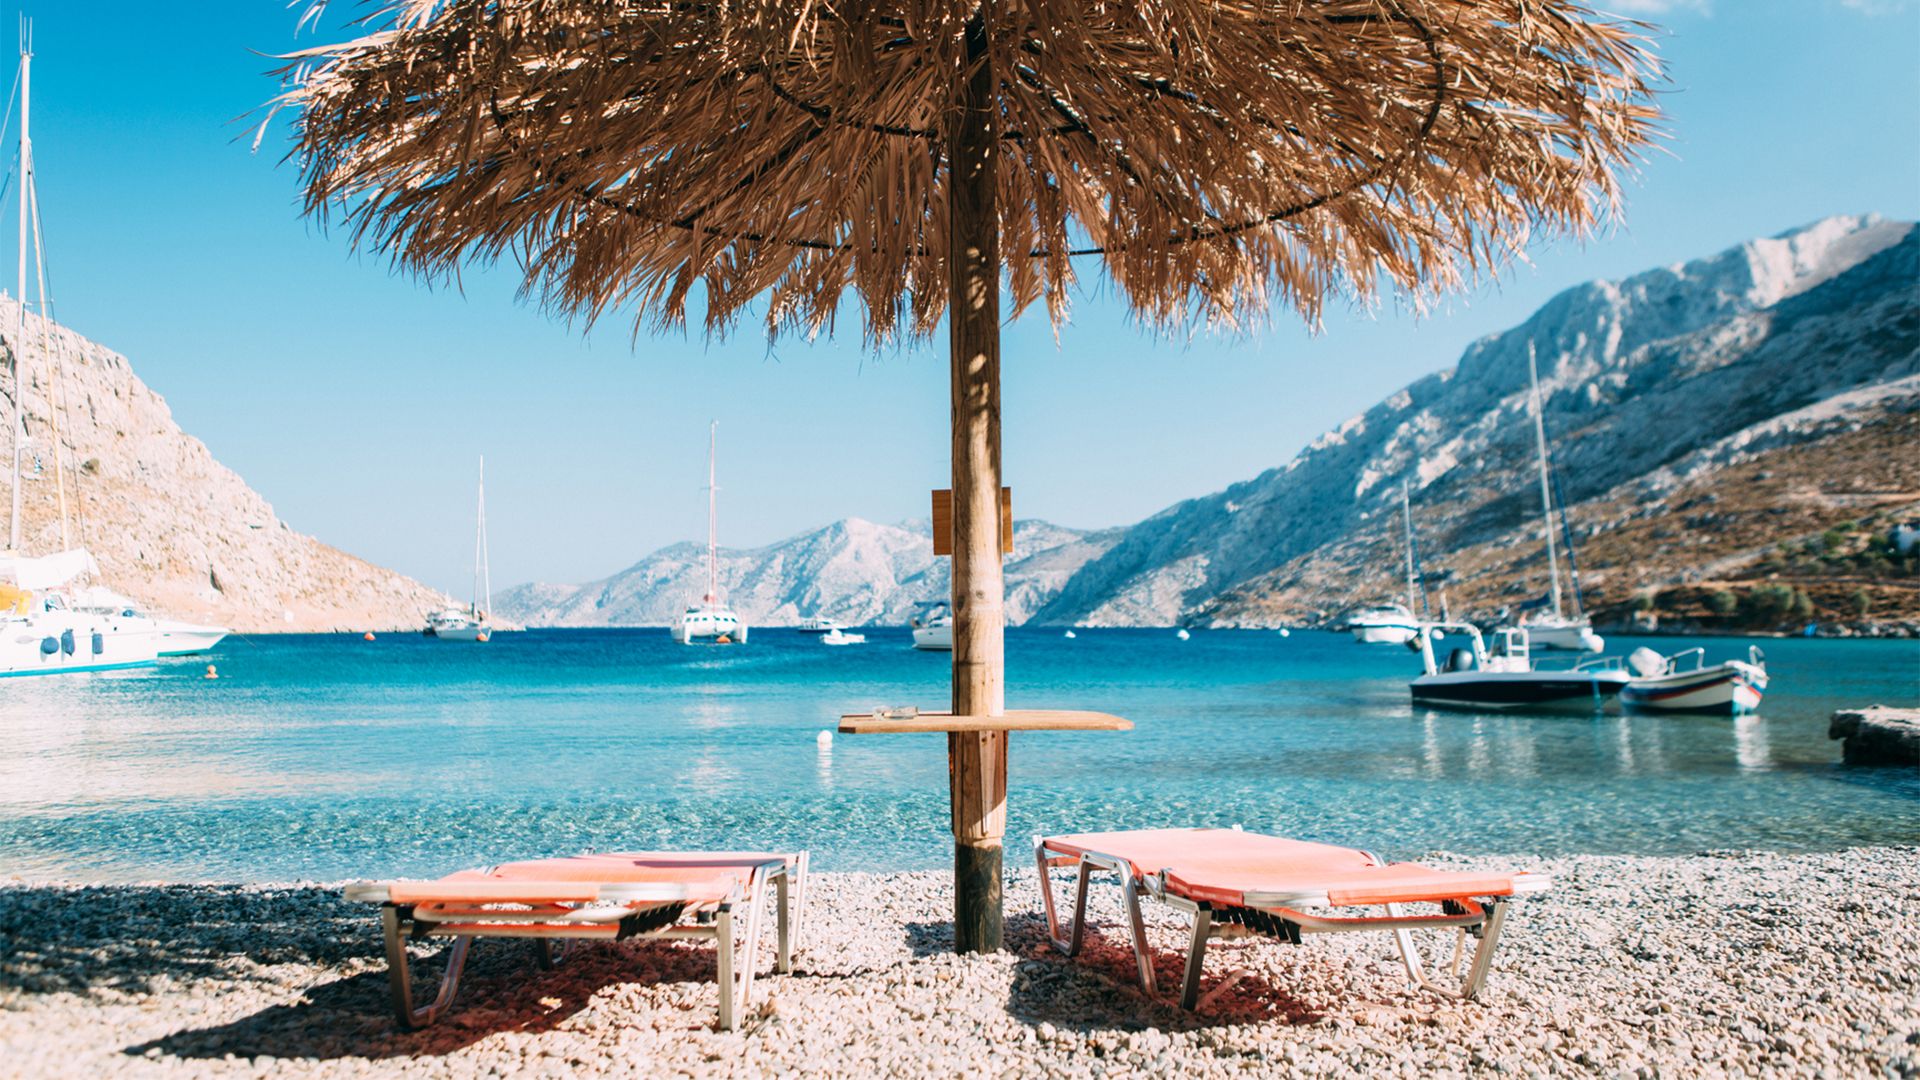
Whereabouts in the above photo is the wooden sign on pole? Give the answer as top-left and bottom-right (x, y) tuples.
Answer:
(931, 487), (1012, 557)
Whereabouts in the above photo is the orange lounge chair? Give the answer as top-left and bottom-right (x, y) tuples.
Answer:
(344, 850), (808, 1031)
(1035, 829), (1548, 1007)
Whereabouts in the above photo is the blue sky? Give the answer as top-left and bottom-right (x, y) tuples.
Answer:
(8, 1), (1919, 594)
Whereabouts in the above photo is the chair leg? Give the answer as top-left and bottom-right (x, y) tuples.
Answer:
(381, 906), (471, 1030)
(736, 870), (769, 1014)
(1460, 899), (1509, 1000)
(790, 852), (811, 958)
(775, 866), (792, 975)
(1119, 876), (1158, 996)
(714, 904), (736, 1031)
(1179, 906), (1213, 1010)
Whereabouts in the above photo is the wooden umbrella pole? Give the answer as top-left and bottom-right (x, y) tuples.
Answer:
(946, 5), (1007, 955)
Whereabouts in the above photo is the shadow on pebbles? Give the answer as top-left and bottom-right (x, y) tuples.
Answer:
(2, 848), (1916, 1077)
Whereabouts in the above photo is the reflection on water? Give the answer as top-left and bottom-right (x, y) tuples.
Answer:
(1735, 715), (1772, 771)
(0, 629), (1915, 881)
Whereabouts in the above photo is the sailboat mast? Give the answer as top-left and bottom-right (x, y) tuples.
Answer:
(472, 455), (488, 617)
(1401, 481), (1418, 614)
(1527, 342), (1564, 618)
(7, 39), (27, 553)
(705, 420), (718, 605)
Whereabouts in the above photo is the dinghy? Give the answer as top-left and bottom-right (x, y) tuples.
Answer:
(1623, 646), (1768, 714)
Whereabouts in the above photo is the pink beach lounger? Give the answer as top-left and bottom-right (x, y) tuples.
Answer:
(1035, 829), (1548, 1007)
(344, 850), (808, 1031)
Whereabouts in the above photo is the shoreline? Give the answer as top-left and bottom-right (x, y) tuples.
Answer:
(4, 847), (1914, 1077)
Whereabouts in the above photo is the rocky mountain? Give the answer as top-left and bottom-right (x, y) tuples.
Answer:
(494, 517), (1122, 627)
(1036, 214), (1920, 631)
(0, 296), (455, 632)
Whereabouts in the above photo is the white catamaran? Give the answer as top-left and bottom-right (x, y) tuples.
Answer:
(425, 456), (493, 642)
(672, 421), (747, 645)
(1510, 343), (1603, 653)
(1, 36), (184, 676)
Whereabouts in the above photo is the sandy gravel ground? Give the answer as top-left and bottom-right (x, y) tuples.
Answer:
(2, 848), (1917, 1078)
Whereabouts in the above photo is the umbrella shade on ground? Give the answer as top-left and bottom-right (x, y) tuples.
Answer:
(275, 0), (1661, 953)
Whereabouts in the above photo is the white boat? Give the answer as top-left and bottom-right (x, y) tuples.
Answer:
(672, 422), (748, 646)
(425, 606), (490, 642)
(0, 562), (160, 675)
(425, 456), (494, 643)
(796, 616), (841, 634)
(1410, 624), (1629, 710)
(1347, 603), (1419, 645)
(910, 603), (952, 651)
(0, 48), (159, 679)
(1519, 611), (1604, 653)
(70, 586), (227, 655)
(819, 628), (866, 646)
(1499, 343), (1602, 652)
(1623, 646), (1768, 714)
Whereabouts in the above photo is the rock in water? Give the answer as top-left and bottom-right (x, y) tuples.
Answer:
(1829, 706), (1920, 766)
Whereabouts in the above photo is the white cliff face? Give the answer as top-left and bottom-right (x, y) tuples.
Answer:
(493, 518), (1121, 627)
(0, 296), (452, 632)
(1036, 215), (1920, 626)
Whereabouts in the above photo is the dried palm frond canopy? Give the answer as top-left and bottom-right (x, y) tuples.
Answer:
(278, 1), (1661, 342)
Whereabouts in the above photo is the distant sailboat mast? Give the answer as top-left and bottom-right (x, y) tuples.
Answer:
(6, 31), (28, 553)
(704, 420), (719, 606)
(1400, 481), (1428, 619)
(472, 455), (491, 619)
(1527, 341), (1565, 619)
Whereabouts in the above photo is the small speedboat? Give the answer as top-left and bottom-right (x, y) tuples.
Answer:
(1623, 646), (1768, 714)
(820, 628), (866, 646)
(1346, 603), (1419, 645)
(911, 603), (953, 651)
(1410, 624), (1629, 710)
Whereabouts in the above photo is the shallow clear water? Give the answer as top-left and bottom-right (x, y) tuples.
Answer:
(0, 628), (1914, 881)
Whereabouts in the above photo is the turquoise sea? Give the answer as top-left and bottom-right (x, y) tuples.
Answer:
(0, 629), (1915, 882)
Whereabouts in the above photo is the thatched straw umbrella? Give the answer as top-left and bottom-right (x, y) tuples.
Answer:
(275, 0), (1660, 953)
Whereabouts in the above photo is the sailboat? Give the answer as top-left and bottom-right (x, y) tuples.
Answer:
(672, 421), (748, 645)
(425, 456), (492, 642)
(0, 36), (161, 677)
(1346, 483), (1429, 645)
(1511, 343), (1603, 653)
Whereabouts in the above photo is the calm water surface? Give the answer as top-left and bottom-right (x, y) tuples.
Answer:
(1, 629), (1914, 881)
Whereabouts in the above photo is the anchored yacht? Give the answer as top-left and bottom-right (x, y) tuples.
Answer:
(672, 422), (748, 645)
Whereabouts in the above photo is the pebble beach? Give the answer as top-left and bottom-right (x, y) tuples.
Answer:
(3, 847), (1916, 1078)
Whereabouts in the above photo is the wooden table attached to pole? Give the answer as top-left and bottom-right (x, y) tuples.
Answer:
(838, 709), (1133, 953)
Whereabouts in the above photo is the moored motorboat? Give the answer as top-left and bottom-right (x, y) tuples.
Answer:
(910, 603), (953, 651)
(1347, 603), (1419, 645)
(70, 586), (227, 655)
(1410, 624), (1628, 710)
(1623, 646), (1768, 714)
(820, 628), (866, 646)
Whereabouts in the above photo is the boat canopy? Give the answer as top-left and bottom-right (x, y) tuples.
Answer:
(0, 548), (96, 589)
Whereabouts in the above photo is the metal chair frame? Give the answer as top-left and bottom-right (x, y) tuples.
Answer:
(1036, 838), (1529, 1008)
(347, 853), (807, 1031)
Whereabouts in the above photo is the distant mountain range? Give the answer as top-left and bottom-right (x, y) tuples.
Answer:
(498, 214), (1919, 632)
(495, 518), (1121, 627)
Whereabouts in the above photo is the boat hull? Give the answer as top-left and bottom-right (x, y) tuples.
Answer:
(674, 609), (748, 645)
(429, 625), (492, 642)
(911, 623), (952, 651)
(1623, 664), (1766, 714)
(1519, 620), (1604, 652)
(1352, 623), (1418, 645)
(154, 621), (229, 656)
(0, 612), (160, 677)
(1411, 669), (1629, 710)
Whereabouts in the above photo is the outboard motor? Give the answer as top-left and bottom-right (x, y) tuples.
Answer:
(1628, 646), (1667, 678)
(1444, 647), (1477, 673)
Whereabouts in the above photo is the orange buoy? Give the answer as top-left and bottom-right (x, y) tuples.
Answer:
(204, 664), (219, 680)
(364, 631), (377, 641)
